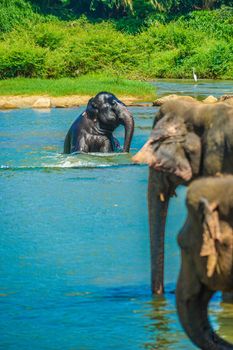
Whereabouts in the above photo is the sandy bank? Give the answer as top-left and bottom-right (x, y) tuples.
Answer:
(0, 95), (142, 109)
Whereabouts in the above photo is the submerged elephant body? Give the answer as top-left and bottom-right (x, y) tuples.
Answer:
(64, 92), (134, 154)
(177, 176), (233, 350)
(133, 100), (233, 293)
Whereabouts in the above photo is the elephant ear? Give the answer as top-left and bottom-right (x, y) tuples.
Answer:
(86, 97), (98, 120)
(133, 140), (193, 181)
(150, 114), (186, 142)
(184, 132), (201, 176)
(154, 142), (193, 181)
(199, 198), (222, 277)
(203, 128), (225, 176)
(133, 117), (193, 181)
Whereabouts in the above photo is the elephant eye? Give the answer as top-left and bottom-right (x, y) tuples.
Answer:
(92, 102), (98, 109)
(220, 238), (231, 250)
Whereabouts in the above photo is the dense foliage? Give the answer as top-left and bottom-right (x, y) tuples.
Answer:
(27, 0), (233, 20)
(0, 0), (232, 80)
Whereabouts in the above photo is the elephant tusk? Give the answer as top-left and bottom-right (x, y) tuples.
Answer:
(160, 193), (165, 202)
(215, 172), (223, 177)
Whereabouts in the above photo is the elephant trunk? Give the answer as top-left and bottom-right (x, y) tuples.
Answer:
(119, 107), (134, 152)
(176, 272), (233, 350)
(148, 168), (171, 294)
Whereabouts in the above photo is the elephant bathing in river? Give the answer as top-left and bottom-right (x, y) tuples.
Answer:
(133, 99), (233, 294)
(176, 176), (233, 350)
(64, 92), (134, 153)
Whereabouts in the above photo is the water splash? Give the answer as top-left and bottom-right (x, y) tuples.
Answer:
(57, 152), (133, 168)
(1, 152), (136, 171)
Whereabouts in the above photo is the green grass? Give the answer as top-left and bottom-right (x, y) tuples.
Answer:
(0, 74), (156, 100)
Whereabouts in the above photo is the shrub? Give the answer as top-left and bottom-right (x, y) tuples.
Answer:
(0, 5), (232, 80)
(0, 40), (46, 78)
(0, 0), (40, 33)
(181, 7), (233, 41)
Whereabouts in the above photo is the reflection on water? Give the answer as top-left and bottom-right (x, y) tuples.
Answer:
(0, 80), (233, 350)
(144, 295), (194, 350)
(218, 302), (233, 343)
(210, 298), (233, 344)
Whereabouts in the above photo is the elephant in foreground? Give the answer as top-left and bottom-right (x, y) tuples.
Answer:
(176, 176), (233, 350)
(133, 99), (233, 294)
(64, 92), (134, 153)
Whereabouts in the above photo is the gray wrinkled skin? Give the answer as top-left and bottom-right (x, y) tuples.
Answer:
(133, 100), (233, 295)
(176, 176), (233, 350)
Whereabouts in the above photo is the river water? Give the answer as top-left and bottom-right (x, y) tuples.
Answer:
(0, 80), (233, 350)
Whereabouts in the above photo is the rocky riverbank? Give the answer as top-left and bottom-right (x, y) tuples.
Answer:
(0, 95), (140, 109)
(1, 94), (232, 110)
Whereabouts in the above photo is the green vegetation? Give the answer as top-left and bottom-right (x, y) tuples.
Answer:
(24, 1), (233, 24)
(0, 74), (156, 99)
(0, 0), (232, 82)
(0, 0), (40, 33)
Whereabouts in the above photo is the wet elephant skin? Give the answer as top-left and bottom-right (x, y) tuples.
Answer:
(64, 92), (134, 154)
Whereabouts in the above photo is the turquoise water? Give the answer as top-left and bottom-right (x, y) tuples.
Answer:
(1, 81), (232, 350)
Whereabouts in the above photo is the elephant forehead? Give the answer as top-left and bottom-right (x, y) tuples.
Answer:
(187, 176), (233, 214)
(151, 119), (187, 141)
(95, 92), (117, 104)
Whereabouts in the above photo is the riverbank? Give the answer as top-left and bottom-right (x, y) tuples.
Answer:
(0, 94), (143, 109)
(1, 92), (232, 110)
(0, 76), (155, 108)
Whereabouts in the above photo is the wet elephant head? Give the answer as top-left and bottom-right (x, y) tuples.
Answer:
(86, 92), (134, 152)
(133, 112), (201, 183)
(176, 176), (233, 350)
(64, 91), (134, 153)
